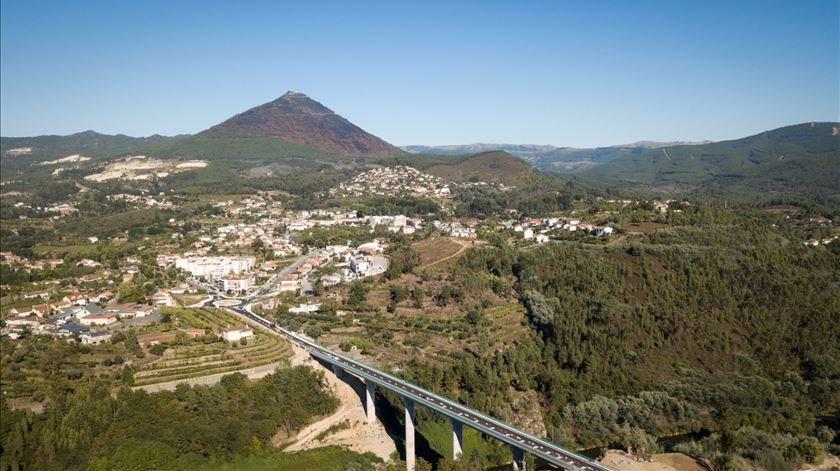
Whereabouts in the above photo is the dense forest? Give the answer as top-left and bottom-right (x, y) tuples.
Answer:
(392, 210), (840, 470)
(0, 367), (339, 471)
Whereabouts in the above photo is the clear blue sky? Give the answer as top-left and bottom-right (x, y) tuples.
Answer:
(1, 0), (838, 147)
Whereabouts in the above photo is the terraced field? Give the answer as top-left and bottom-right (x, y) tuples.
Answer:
(132, 308), (291, 386)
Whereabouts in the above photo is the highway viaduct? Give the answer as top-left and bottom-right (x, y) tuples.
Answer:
(214, 298), (613, 471)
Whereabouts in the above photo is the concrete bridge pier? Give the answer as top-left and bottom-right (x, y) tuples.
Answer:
(405, 398), (416, 471)
(331, 364), (343, 379)
(365, 378), (376, 423)
(451, 417), (463, 459)
(510, 445), (526, 471)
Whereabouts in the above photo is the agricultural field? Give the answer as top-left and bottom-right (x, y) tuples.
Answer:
(132, 307), (291, 385)
(0, 307), (291, 402)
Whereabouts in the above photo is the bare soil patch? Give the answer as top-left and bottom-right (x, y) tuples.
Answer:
(599, 450), (707, 471)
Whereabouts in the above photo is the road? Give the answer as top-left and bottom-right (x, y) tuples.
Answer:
(252, 249), (324, 299)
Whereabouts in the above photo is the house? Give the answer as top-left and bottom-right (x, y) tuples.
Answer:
(350, 257), (370, 274)
(76, 258), (101, 268)
(5, 316), (45, 329)
(30, 303), (51, 317)
(106, 303), (154, 318)
(8, 307), (33, 318)
(289, 302), (322, 314)
(62, 293), (88, 305)
(535, 234), (550, 244)
(594, 227), (614, 237)
(78, 312), (117, 326)
(150, 290), (175, 307)
(523, 228), (535, 239)
(50, 300), (73, 311)
(55, 322), (89, 337)
(91, 290), (114, 303)
(279, 280), (300, 293)
(80, 331), (112, 345)
(221, 325), (254, 343)
(23, 291), (50, 300)
(261, 261), (277, 270)
(50, 305), (91, 324)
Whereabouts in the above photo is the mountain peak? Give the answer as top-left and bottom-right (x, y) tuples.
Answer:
(207, 92), (400, 156)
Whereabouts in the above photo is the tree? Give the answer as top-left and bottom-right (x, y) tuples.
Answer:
(121, 365), (135, 386)
(348, 281), (368, 307)
(412, 288), (424, 308)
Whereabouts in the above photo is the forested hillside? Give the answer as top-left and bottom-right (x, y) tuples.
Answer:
(588, 123), (840, 205)
(0, 367), (340, 471)
(390, 207), (840, 470)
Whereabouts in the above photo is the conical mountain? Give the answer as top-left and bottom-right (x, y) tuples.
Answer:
(206, 91), (401, 156)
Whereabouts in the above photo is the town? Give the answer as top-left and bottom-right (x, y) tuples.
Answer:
(1, 164), (702, 347)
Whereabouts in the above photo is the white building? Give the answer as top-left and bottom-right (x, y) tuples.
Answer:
(220, 274), (255, 293)
(350, 257), (371, 274)
(175, 256), (255, 280)
(221, 325), (254, 343)
(279, 280), (300, 293)
(78, 313), (118, 326)
(289, 302), (322, 314)
(151, 291), (175, 306)
(80, 331), (112, 345)
(594, 227), (614, 237)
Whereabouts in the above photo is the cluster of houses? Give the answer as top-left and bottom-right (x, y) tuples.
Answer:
(502, 217), (614, 241)
(329, 166), (452, 199)
(367, 214), (422, 235)
(107, 192), (177, 209)
(0, 252), (69, 271)
(804, 236), (838, 247)
(275, 241), (388, 294)
(4, 291), (159, 343)
(11, 201), (79, 219)
(433, 220), (477, 239)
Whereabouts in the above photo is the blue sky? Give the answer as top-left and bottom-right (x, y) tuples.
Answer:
(1, 1), (838, 147)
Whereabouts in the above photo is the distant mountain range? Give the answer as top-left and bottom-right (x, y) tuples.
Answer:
(2, 92), (837, 204)
(402, 141), (712, 173)
(590, 122), (840, 200)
